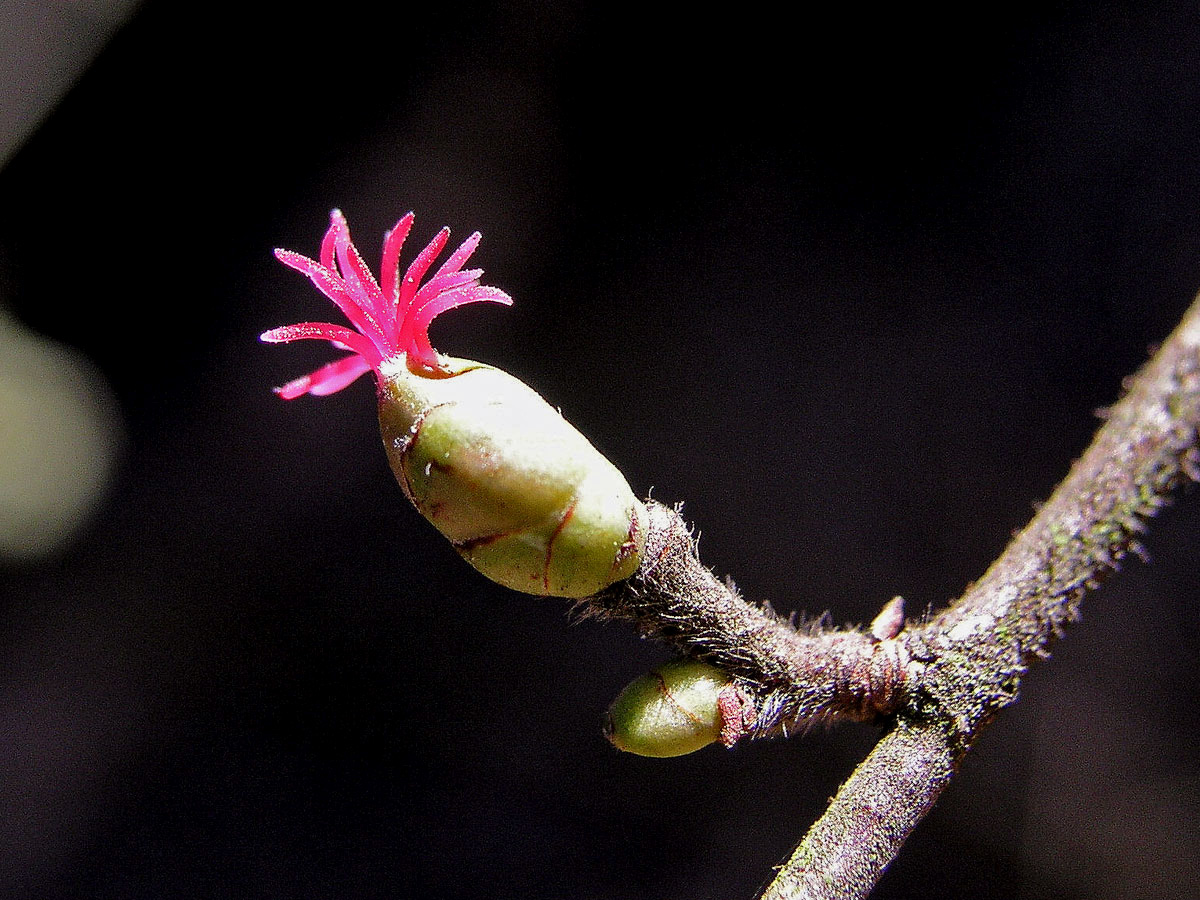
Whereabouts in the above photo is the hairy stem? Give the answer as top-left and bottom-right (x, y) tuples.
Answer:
(587, 502), (910, 730)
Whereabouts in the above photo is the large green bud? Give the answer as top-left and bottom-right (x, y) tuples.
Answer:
(377, 356), (645, 597)
(262, 209), (645, 597)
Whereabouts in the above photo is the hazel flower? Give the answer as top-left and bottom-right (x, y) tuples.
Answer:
(261, 208), (513, 397)
(263, 209), (647, 598)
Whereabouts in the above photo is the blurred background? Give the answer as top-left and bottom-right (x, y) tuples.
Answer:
(2, 1), (1199, 897)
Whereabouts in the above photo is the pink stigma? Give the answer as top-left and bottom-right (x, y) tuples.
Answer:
(261, 209), (512, 398)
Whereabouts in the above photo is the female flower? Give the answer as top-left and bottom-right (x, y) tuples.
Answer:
(263, 210), (646, 597)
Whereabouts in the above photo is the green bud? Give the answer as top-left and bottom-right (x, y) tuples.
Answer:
(378, 356), (646, 598)
(604, 658), (732, 758)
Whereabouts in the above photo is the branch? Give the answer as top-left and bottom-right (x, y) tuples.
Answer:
(587, 502), (910, 731)
(759, 719), (955, 900)
(587, 294), (1200, 898)
(761, 294), (1200, 897)
(910, 294), (1200, 740)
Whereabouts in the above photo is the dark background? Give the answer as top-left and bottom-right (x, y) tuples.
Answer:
(3, 1), (1200, 897)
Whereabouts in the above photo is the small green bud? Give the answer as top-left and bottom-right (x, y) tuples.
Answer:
(378, 356), (645, 598)
(604, 658), (733, 758)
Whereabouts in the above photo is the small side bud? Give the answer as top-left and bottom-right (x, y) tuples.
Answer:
(604, 658), (751, 758)
(869, 595), (906, 642)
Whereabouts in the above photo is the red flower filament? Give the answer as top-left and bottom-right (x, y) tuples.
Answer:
(261, 209), (512, 399)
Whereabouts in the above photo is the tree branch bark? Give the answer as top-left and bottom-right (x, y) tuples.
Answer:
(586, 293), (1200, 898)
(764, 293), (1200, 897)
(759, 719), (956, 900)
